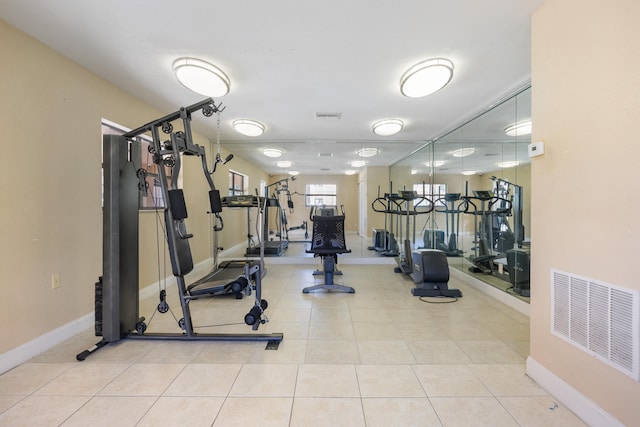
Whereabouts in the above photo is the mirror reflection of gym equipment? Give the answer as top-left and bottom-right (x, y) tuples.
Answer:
(388, 85), (532, 302)
(77, 99), (283, 361)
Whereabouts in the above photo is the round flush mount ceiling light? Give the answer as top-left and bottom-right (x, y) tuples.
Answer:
(400, 58), (454, 98)
(461, 170), (477, 176)
(497, 160), (520, 168)
(424, 160), (445, 168)
(262, 148), (282, 158)
(372, 119), (403, 136)
(233, 119), (265, 136)
(344, 170), (357, 175)
(504, 120), (532, 136)
(350, 160), (366, 167)
(276, 160), (292, 168)
(357, 147), (380, 157)
(288, 170), (300, 176)
(173, 57), (230, 97)
(451, 147), (476, 158)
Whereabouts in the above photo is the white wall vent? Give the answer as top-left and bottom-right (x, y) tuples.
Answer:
(551, 269), (639, 381)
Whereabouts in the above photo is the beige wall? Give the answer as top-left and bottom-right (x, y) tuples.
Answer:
(0, 20), (264, 355)
(531, 1), (640, 425)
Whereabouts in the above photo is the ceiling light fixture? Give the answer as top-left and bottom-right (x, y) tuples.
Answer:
(424, 160), (445, 168)
(461, 170), (477, 176)
(288, 170), (300, 176)
(344, 170), (357, 175)
(276, 160), (292, 168)
(233, 119), (265, 136)
(400, 58), (454, 98)
(350, 160), (366, 167)
(357, 147), (380, 157)
(497, 160), (520, 168)
(172, 57), (230, 97)
(372, 119), (403, 136)
(262, 148), (282, 158)
(451, 147), (476, 158)
(504, 120), (532, 136)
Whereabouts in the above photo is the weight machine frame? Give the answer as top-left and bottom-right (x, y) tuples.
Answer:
(78, 99), (282, 361)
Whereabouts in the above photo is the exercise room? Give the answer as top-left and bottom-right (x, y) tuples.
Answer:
(1, 1), (639, 426)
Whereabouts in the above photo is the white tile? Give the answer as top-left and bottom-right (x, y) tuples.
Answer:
(163, 364), (242, 396)
(137, 396), (224, 427)
(61, 396), (157, 427)
(362, 397), (443, 427)
(498, 396), (588, 426)
(356, 365), (426, 398)
(468, 364), (548, 397)
(0, 395), (90, 427)
(290, 397), (365, 427)
(430, 396), (519, 427)
(412, 364), (492, 397)
(213, 397), (293, 426)
(0, 363), (73, 395)
(229, 364), (298, 397)
(295, 364), (359, 397)
(99, 363), (185, 396)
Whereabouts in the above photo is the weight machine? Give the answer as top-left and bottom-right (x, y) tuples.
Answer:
(303, 205), (354, 293)
(462, 190), (512, 274)
(245, 178), (291, 256)
(77, 99), (282, 361)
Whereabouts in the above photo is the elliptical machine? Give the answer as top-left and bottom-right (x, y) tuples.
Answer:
(431, 193), (465, 256)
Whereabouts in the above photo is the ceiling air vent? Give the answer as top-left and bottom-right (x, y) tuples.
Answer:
(320, 168), (331, 171)
(318, 152), (334, 157)
(315, 112), (342, 119)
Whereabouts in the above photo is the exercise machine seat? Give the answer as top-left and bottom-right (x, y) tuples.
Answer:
(304, 214), (354, 293)
(411, 249), (462, 298)
(506, 249), (531, 297)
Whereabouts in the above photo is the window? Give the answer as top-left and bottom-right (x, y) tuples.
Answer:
(102, 119), (179, 210)
(305, 184), (337, 207)
(413, 183), (447, 207)
(228, 170), (247, 196)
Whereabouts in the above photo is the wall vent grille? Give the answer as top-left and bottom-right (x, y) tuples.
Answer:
(551, 269), (639, 381)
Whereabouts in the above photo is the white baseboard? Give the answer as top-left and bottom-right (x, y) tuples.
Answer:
(526, 356), (624, 427)
(0, 258), (215, 375)
(0, 312), (94, 375)
(450, 268), (530, 317)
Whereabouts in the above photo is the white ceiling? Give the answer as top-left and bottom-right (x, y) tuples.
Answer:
(1, 0), (542, 175)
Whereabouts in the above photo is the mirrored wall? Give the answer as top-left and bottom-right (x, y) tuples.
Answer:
(389, 85), (531, 302)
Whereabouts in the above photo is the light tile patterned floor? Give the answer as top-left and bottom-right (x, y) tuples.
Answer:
(0, 263), (585, 426)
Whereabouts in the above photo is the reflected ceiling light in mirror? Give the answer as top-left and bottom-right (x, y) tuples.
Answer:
(344, 170), (357, 175)
(424, 160), (445, 167)
(173, 57), (230, 97)
(411, 169), (418, 175)
(276, 160), (292, 168)
(357, 147), (380, 157)
(504, 120), (532, 136)
(497, 160), (520, 168)
(350, 160), (366, 167)
(288, 170), (300, 176)
(372, 119), (403, 136)
(262, 148), (282, 158)
(400, 58), (454, 98)
(461, 170), (477, 176)
(233, 119), (265, 136)
(451, 147), (476, 157)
